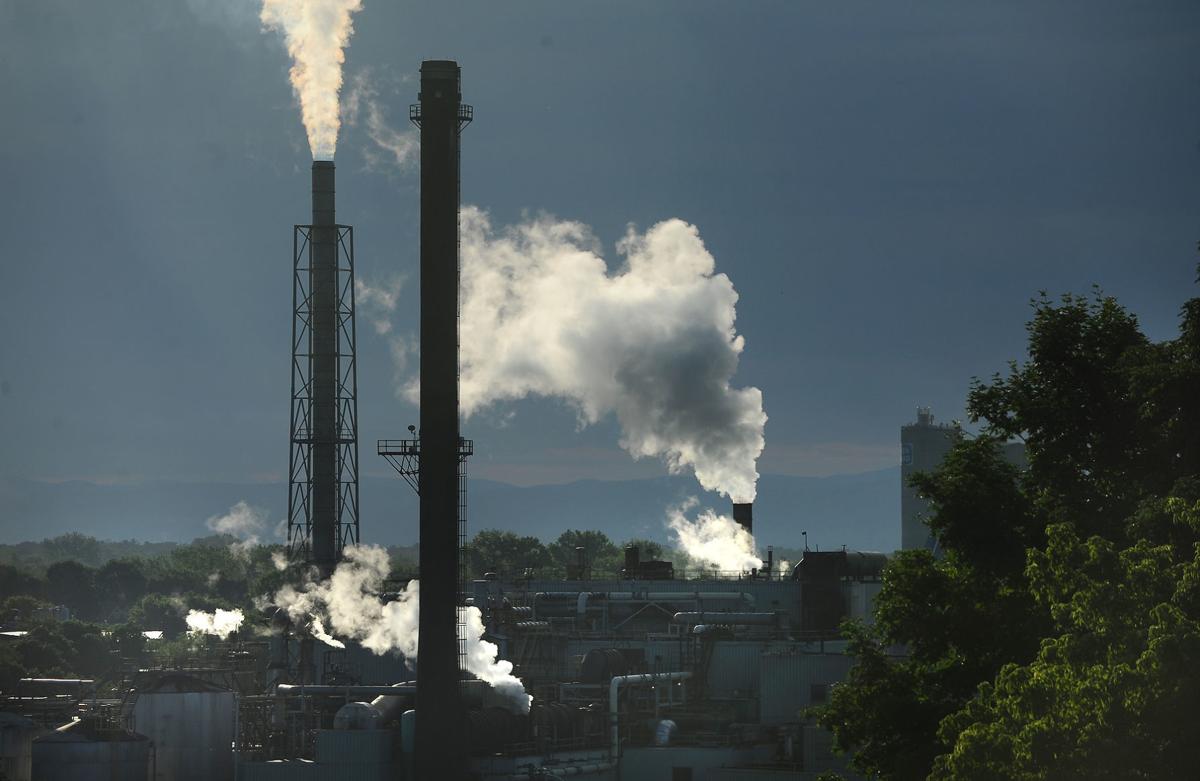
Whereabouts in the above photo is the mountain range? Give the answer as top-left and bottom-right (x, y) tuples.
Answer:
(0, 468), (900, 553)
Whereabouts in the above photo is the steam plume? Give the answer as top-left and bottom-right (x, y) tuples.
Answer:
(273, 545), (532, 712)
(260, 0), (363, 159)
(451, 208), (766, 502)
(206, 500), (268, 557)
(668, 499), (763, 572)
(186, 608), (245, 639)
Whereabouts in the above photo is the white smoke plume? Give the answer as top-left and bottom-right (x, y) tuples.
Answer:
(186, 608), (245, 639)
(452, 208), (766, 502)
(260, 0), (364, 159)
(342, 70), (419, 172)
(273, 545), (532, 712)
(667, 499), (763, 572)
(355, 275), (405, 334)
(206, 500), (270, 557)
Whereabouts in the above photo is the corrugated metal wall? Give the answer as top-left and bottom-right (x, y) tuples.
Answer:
(31, 739), (151, 781)
(133, 691), (236, 781)
(758, 651), (855, 725)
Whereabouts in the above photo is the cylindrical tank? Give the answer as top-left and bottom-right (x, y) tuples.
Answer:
(579, 648), (631, 683)
(334, 702), (381, 731)
(130, 674), (235, 781)
(32, 719), (150, 781)
(0, 712), (38, 781)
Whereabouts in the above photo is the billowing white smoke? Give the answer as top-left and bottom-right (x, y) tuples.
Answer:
(274, 545), (532, 713)
(206, 500), (269, 557)
(260, 0), (363, 159)
(668, 499), (762, 572)
(452, 208), (766, 502)
(186, 608), (245, 639)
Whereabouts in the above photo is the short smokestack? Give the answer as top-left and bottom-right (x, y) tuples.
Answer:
(733, 502), (753, 534)
(624, 545), (641, 571)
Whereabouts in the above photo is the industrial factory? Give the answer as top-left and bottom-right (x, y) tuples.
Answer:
(0, 60), (886, 781)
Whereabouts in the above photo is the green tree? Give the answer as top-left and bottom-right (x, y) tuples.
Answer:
(45, 560), (99, 620)
(58, 620), (116, 678)
(818, 287), (1200, 780)
(0, 564), (44, 603)
(129, 594), (188, 639)
(465, 530), (550, 579)
(0, 595), (55, 627)
(932, 494), (1200, 779)
(95, 558), (149, 620)
(547, 530), (620, 577)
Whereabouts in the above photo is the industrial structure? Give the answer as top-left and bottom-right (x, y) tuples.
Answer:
(411, 59), (473, 781)
(899, 407), (958, 551)
(287, 160), (360, 573)
(0, 60), (893, 781)
(900, 407), (1025, 551)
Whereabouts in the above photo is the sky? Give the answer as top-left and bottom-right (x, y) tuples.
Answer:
(1, 0), (1198, 493)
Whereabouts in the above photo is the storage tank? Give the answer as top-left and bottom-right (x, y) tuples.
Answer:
(32, 718), (150, 781)
(0, 712), (39, 781)
(130, 673), (235, 781)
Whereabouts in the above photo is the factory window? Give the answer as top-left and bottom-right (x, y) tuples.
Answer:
(810, 683), (830, 704)
(671, 768), (693, 781)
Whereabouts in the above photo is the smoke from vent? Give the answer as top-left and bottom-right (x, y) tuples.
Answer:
(273, 545), (532, 713)
(449, 208), (766, 502)
(186, 608), (245, 639)
(260, 0), (363, 159)
(668, 499), (763, 572)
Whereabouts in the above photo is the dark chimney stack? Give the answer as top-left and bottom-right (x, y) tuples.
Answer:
(309, 161), (338, 574)
(414, 59), (469, 781)
(733, 502), (753, 534)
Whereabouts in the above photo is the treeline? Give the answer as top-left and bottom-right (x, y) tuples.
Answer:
(0, 536), (288, 626)
(0, 532), (180, 569)
(815, 285), (1200, 779)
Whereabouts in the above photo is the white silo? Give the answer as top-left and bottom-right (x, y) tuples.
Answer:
(130, 673), (236, 781)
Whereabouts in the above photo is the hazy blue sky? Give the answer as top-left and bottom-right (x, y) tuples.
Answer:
(2, 1), (1198, 490)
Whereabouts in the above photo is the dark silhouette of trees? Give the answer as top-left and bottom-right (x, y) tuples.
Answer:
(818, 284), (1200, 780)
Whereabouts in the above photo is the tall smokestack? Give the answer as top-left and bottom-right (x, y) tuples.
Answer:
(733, 502), (753, 534)
(415, 60), (469, 780)
(310, 161), (338, 574)
(286, 163), (359, 573)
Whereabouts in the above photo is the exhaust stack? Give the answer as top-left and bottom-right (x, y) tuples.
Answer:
(414, 59), (471, 780)
(733, 502), (753, 534)
(310, 161), (338, 572)
(286, 161), (360, 573)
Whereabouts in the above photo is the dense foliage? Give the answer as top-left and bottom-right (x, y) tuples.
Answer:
(817, 284), (1200, 780)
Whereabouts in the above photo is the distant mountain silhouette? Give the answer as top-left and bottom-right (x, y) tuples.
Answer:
(0, 468), (899, 553)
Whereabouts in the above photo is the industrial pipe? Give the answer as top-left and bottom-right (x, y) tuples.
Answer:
(533, 591), (751, 602)
(505, 762), (615, 779)
(371, 682), (418, 723)
(275, 683), (416, 698)
(609, 672), (691, 760)
(671, 612), (779, 626)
